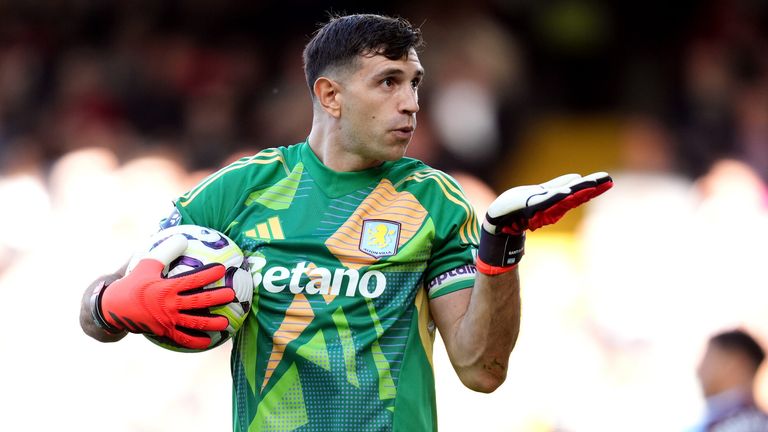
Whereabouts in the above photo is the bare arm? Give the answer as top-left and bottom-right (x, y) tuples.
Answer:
(79, 264), (128, 342)
(430, 269), (520, 393)
(428, 172), (612, 393)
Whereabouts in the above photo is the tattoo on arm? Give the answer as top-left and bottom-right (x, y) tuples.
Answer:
(483, 358), (506, 373)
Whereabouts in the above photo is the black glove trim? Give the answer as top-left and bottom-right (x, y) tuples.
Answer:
(478, 229), (525, 268)
(89, 280), (124, 334)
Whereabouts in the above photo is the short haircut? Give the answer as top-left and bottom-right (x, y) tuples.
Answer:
(302, 13), (423, 96)
(711, 329), (766, 372)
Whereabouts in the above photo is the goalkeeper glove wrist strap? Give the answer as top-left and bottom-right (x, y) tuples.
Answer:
(477, 229), (525, 275)
(89, 280), (124, 335)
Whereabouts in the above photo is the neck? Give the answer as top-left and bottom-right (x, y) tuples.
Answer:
(706, 381), (754, 400)
(307, 117), (382, 172)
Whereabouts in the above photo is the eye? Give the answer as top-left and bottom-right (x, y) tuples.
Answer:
(411, 78), (421, 89)
(382, 78), (395, 87)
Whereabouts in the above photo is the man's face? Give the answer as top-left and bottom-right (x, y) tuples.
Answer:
(336, 48), (424, 164)
(696, 342), (737, 397)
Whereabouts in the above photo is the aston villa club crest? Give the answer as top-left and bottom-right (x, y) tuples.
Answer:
(359, 219), (401, 258)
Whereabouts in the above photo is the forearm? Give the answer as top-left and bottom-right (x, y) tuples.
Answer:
(434, 171), (610, 392)
(79, 272), (128, 343)
(447, 269), (521, 392)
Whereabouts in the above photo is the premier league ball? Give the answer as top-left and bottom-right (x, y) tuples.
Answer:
(127, 224), (253, 352)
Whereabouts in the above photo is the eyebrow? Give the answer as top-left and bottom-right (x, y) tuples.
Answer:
(373, 66), (425, 81)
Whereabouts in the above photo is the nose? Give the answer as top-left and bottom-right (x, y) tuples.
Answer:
(399, 87), (419, 115)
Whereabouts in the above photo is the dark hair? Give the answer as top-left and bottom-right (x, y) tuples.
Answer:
(711, 329), (766, 372)
(302, 13), (423, 96)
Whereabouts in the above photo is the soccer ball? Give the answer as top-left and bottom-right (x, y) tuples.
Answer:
(127, 224), (253, 352)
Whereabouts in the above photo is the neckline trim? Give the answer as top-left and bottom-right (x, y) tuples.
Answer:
(299, 140), (394, 198)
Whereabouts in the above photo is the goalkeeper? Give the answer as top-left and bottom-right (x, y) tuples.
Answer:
(79, 13), (612, 431)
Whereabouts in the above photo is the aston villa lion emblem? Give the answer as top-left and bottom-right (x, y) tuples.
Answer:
(359, 219), (401, 258)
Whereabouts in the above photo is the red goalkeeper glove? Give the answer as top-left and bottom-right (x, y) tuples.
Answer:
(93, 234), (236, 350)
(477, 172), (613, 275)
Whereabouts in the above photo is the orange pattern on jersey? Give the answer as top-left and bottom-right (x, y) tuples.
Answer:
(325, 179), (428, 270)
(261, 293), (314, 391)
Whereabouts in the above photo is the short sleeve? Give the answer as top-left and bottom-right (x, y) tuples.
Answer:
(415, 170), (480, 299)
(175, 165), (246, 232)
(175, 150), (287, 232)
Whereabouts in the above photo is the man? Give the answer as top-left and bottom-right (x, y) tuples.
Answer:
(692, 329), (768, 432)
(80, 13), (612, 431)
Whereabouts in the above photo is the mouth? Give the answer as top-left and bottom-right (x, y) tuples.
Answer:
(391, 127), (414, 141)
(392, 126), (415, 139)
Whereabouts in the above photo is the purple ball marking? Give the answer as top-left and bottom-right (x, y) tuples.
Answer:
(224, 267), (238, 286)
(185, 230), (229, 250)
(202, 234), (229, 250)
(171, 255), (205, 269)
(150, 235), (173, 250)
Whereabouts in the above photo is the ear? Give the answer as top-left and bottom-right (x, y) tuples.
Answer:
(313, 77), (342, 118)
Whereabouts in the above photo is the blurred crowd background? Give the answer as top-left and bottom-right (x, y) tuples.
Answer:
(1, 0), (767, 431)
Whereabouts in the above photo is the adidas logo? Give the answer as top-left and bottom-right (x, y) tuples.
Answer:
(244, 216), (284, 240)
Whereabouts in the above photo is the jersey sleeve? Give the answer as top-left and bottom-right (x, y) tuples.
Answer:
(174, 149), (288, 232)
(416, 170), (481, 299)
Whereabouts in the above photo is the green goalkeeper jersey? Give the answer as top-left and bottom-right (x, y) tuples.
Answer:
(172, 141), (479, 432)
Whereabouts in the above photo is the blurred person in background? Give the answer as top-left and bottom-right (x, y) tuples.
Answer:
(78, 13), (612, 432)
(672, 0), (768, 184)
(580, 114), (698, 346)
(575, 115), (702, 430)
(421, 9), (525, 184)
(689, 329), (768, 432)
(691, 159), (768, 337)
